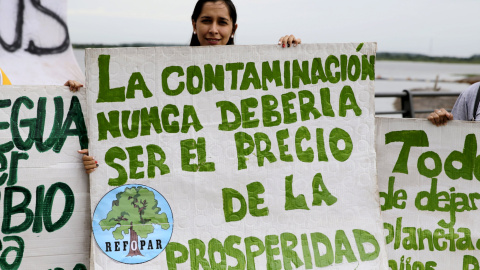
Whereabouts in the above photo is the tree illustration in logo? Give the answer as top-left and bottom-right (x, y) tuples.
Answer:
(99, 186), (170, 257)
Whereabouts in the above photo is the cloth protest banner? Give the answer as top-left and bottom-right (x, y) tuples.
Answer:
(0, 86), (89, 269)
(0, 0), (84, 85)
(376, 117), (480, 269)
(86, 43), (388, 269)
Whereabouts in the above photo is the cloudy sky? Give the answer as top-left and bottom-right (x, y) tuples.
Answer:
(67, 0), (480, 57)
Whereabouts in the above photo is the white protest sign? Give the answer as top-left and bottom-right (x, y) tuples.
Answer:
(86, 43), (388, 269)
(0, 85), (90, 270)
(376, 117), (480, 269)
(0, 0), (84, 85)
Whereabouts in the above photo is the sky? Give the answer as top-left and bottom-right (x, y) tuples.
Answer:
(67, 0), (480, 57)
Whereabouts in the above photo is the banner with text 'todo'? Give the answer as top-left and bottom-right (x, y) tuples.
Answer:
(377, 117), (480, 270)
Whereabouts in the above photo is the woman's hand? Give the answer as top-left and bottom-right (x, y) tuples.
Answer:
(278, 35), (301, 48)
(65, 80), (83, 92)
(427, 108), (453, 126)
(78, 149), (97, 174)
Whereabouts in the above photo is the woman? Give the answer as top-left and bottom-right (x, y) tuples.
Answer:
(78, 0), (302, 173)
(189, 0), (301, 47)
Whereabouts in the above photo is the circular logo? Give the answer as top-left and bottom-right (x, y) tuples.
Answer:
(92, 184), (173, 264)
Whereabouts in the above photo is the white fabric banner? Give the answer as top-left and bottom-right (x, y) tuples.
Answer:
(86, 43), (388, 269)
(376, 117), (480, 269)
(0, 0), (84, 85)
(0, 86), (89, 269)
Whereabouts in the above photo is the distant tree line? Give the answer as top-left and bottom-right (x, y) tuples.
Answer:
(72, 43), (185, 49)
(377, 52), (480, 64)
(72, 44), (480, 64)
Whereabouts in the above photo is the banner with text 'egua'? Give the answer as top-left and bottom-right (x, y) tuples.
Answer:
(376, 117), (480, 270)
(0, 86), (90, 270)
(0, 0), (84, 85)
(86, 43), (388, 269)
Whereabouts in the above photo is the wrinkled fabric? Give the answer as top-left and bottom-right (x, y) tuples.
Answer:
(451, 82), (480, 121)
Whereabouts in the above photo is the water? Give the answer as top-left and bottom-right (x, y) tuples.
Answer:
(73, 49), (480, 113)
(374, 61), (480, 114)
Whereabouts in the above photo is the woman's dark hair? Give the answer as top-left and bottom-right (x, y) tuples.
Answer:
(190, 0), (237, 46)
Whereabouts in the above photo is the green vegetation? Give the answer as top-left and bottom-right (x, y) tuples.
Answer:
(72, 43), (185, 49)
(377, 52), (480, 64)
(454, 74), (480, 78)
(72, 43), (480, 64)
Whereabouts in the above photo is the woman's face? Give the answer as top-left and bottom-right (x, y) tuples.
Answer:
(192, 1), (237, 46)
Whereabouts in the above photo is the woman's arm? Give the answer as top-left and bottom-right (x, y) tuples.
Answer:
(427, 108), (453, 126)
(78, 149), (97, 174)
(278, 35), (301, 48)
(65, 80), (83, 92)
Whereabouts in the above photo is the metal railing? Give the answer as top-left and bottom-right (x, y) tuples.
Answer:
(375, 90), (461, 118)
